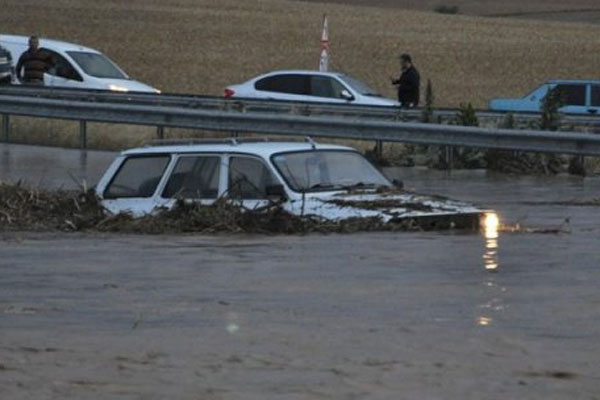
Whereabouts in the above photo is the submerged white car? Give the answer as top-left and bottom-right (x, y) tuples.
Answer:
(1, 34), (159, 93)
(224, 70), (399, 107)
(95, 139), (481, 227)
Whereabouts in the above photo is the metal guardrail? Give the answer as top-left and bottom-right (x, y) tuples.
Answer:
(1, 94), (600, 156)
(2, 85), (600, 126)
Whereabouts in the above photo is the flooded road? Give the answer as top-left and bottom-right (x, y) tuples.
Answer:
(1, 144), (599, 399)
(0, 143), (114, 190)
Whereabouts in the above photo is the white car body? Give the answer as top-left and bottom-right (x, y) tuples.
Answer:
(225, 70), (399, 107)
(95, 140), (481, 225)
(0, 34), (158, 93)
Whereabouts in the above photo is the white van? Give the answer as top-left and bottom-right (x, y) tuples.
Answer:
(0, 34), (159, 93)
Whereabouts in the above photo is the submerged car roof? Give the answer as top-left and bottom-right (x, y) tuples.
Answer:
(122, 141), (355, 158)
(0, 34), (101, 54)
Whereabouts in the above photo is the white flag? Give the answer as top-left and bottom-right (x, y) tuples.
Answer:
(319, 14), (329, 72)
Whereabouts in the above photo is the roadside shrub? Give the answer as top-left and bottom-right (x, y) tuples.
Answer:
(540, 87), (564, 131)
(486, 90), (567, 175)
(499, 113), (515, 130)
(431, 102), (485, 169)
(455, 102), (479, 127)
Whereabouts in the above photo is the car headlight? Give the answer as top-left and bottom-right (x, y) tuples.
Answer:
(109, 84), (129, 92)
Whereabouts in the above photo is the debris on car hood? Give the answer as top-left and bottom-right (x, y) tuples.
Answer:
(285, 189), (482, 225)
(0, 182), (482, 234)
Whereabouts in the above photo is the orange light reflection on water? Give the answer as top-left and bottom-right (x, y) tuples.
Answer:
(482, 212), (500, 271)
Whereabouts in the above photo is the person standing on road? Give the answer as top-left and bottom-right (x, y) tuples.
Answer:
(0, 39), (15, 85)
(391, 53), (420, 108)
(16, 35), (55, 85)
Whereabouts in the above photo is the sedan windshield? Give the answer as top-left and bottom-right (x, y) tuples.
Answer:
(337, 74), (382, 97)
(272, 150), (391, 192)
(67, 51), (127, 79)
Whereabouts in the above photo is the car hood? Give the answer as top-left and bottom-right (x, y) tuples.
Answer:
(285, 189), (482, 222)
(105, 79), (159, 93)
(357, 96), (400, 107)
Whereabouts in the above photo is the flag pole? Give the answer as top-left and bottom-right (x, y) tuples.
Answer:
(319, 14), (329, 72)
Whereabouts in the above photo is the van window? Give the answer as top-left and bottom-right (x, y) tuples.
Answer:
(67, 51), (127, 79)
(554, 84), (586, 106)
(162, 156), (220, 198)
(104, 155), (170, 198)
(45, 50), (82, 81)
(228, 157), (278, 199)
(255, 74), (309, 95)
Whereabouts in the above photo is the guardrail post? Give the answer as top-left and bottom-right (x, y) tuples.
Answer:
(445, 146), (454, 170)
(375, 140), (383, 159)
(230, 131), (239, 138)
(79, 120), (87, 149)
(1, 114), (9, 142)
(156, 126), (164, 139)
(568, 155), (586, 176)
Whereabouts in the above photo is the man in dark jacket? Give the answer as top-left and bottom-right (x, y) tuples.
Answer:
(0, 42), (14, 84)
(391, 53), (420, 108)
(16, 36), (55, 85)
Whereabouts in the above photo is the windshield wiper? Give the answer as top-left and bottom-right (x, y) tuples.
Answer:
(306, 183), (344, 191)
(303, 182), (388, 192)
(340, 182), (387, 190)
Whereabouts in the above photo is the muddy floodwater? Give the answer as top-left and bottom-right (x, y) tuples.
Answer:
(1, 144), (600, 399)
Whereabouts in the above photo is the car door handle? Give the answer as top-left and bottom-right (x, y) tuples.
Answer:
(587, 108), (598, 114)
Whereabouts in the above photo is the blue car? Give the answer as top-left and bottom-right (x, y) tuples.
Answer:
(489, 80), (600, 115)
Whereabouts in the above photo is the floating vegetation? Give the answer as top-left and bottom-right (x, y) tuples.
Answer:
(0, 182), (479, 234)
(498, 219), (571, 235)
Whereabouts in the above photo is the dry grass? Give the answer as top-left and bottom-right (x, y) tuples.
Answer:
(294, 0), (600, 17)
(3, 0), (600, 112)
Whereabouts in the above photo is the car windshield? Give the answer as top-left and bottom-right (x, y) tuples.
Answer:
(272, 150), (391, 192)
(67, 51), (127, 79)
(337, 74), (382, 97)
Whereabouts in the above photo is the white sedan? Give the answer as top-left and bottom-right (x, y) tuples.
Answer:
(224, 70), (399, 107)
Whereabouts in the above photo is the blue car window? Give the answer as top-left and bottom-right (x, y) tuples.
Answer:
(554, 84), (586, 106)
(591, 86), (600, 107)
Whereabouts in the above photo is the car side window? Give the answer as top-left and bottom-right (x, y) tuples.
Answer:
(554, 84), (586, 106)
(255, 74), (309, 95)
(591, 85), (600, 107)
(45, 50), (83, 81)
(310, 76), (346, 98)
(104, 155), (170, 198)
(162, 156), (220, 198)
(228, 157), (278, 199)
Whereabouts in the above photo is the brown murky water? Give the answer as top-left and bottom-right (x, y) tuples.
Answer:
(0, 143), (115, 190)
(1, 144), (599, 399)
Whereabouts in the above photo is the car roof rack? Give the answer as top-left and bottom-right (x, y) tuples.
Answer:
(144, 137), (272, 147)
